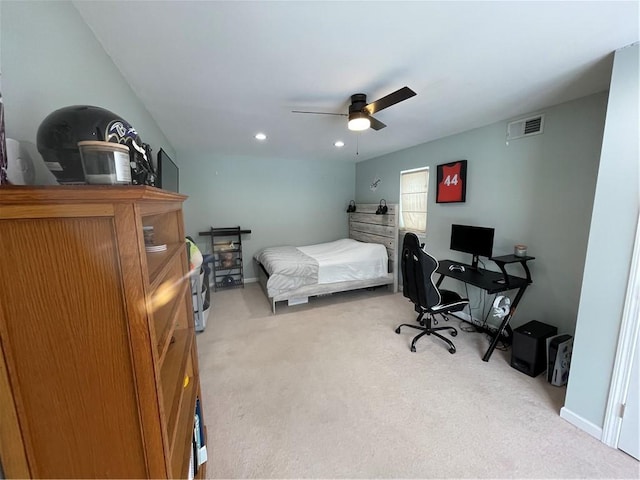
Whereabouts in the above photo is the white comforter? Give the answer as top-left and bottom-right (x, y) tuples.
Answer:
(255, 238), (388, 297)
(254, 245), (319, 295)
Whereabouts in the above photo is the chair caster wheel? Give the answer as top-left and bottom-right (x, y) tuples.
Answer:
(411, 346), (416, 353)
(449, 348), (456, 354)
(450, 330), (457, 337)
(395, 327), (401, 334)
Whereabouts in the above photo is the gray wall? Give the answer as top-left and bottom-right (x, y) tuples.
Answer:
(180, 153), (355, 280)
(1, 1), (175, 184)
(564, 43), (639, 430)
(356, 93), (607, 334)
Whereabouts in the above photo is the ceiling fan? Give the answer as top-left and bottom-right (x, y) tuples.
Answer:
(292, 86), (417, 131)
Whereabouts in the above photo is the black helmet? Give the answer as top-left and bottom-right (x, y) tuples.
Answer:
(37, 105), (155, 185)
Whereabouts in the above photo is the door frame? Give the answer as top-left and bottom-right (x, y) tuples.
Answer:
(602, 214), (640, 448)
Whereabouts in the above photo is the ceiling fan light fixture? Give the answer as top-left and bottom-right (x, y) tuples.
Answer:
(348, 112), (370, 131)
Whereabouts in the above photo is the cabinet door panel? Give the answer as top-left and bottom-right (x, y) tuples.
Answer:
(0, 218), (146, 478)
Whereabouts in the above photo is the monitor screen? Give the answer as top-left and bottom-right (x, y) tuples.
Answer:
(157, 149), (179, 192)
(450, 224), (495, 269)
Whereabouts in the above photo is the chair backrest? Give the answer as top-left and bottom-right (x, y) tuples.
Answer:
(401, 232), (442, 309)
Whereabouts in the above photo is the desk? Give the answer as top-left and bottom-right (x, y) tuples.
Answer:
(436, 256), (534, 362)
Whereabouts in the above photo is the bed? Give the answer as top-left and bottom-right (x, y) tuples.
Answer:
(254, 203), (398, 313)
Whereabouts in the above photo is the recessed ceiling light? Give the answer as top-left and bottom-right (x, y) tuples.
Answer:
(255, 133), (267, 140)
(334, 141), (345, 147)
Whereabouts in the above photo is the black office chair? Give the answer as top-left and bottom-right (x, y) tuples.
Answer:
(395, 233), (469, 354)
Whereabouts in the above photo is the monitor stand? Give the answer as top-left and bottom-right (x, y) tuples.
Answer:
(470, 254), (480, 271)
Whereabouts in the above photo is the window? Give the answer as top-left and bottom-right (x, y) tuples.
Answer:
(399, 167), (429, 232)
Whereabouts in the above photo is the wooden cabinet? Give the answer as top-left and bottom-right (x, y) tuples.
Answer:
(0, 186), (206, 478)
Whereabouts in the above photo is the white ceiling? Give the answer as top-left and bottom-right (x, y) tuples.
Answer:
(73, 1), (639, 163)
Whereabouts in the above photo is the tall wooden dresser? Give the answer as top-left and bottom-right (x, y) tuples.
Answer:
(0, 186), (206, 478)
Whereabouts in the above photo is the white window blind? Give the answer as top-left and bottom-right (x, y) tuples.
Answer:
(400, 168), (428, 232)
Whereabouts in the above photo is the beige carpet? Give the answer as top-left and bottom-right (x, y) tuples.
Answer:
(196, 283), (639, 479)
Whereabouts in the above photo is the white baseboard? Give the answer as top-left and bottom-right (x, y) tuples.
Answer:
(560, 406), (603, 440)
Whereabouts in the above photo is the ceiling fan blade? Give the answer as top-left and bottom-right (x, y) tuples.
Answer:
(369, 116), (386, 131)
(364, 86), (416, 115)
(291, 110), (347, 116)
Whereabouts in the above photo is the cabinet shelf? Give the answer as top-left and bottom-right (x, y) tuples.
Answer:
(214, 256), (242, 266)
(214, 247), (241, 253)
(215, 278), (244, 289)
(147, 241), (186, 289)
(214, 267), (242, 275)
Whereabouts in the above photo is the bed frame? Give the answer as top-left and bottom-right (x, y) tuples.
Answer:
(256, 203), (398, 313)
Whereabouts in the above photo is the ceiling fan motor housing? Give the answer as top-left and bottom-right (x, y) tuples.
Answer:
(349, 94), (368, 114)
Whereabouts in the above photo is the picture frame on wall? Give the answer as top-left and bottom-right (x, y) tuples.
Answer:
(436, 160), (467, 203)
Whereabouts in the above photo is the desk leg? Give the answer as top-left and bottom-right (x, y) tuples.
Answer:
(482, 285), (528, 362)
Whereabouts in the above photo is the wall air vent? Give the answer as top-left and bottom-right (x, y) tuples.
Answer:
(506, 114), (545, 141)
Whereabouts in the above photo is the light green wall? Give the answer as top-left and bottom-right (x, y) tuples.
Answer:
(1, 1), (175, 184)
(180, 153), (355, 280)
(0, 0), (356, 282)
(356, 93), (607, 334)
(564, 43), (639, 430)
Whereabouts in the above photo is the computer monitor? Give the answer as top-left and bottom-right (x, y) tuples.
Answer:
(157, 149), (179, 193)
(450, 224), (495, 270)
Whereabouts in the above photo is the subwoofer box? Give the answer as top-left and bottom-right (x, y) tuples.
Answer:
(511, 320), (557, 377)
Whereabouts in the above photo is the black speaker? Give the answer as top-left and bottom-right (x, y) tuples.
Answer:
(511, 320), (557, 377)
(346, 200), (356, 213)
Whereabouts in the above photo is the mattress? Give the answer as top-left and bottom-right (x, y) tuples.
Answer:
(254, 238), (388, 297)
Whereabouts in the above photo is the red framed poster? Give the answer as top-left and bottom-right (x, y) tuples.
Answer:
(436, 160), (467, 203)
